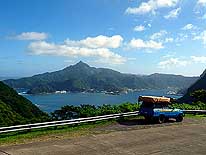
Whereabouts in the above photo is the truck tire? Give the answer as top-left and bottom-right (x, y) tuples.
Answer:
(144, 116), (152, 123)
(176, 114), (183, 122)
(165, 117), (169, 122)
(158, 115), (165, 124)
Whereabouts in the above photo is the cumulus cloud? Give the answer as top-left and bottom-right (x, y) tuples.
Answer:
(158, 55), (206, 69)
(164, 7), (181, 19)
(147, 30), (174, 44)
(194, 0), (206, 15)
(202, 13), (206, 19)
(150, 30), (167, 40)
(12, 32), (48, 40)
(158, 57), (189, 69)
(191, 56), (206, 63)
(197, 0), (206, 7)
(165, 37), (174, 43)
(182, 24), (196, 30)
(175, 33), (188, 43)
(193, 30), (206, 45)
(125, 0), (179, 15)
(133, 25), (145, 32)
(128, 38), (164, 50)
(27, 35), (126, 65)
(65, 35), (123, 49)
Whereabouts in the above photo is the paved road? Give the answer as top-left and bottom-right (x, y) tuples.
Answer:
(1, 118), (206, 155)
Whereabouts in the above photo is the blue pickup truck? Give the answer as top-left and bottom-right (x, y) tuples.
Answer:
(139, 96), (184, 123)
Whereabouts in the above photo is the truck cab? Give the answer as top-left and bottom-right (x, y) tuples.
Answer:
(139, 96), (184, 123)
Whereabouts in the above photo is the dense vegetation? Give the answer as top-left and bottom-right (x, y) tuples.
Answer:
(1, 77), (206, 128)
(0, 81), (50, 127)
(51, 102), (140, 120)
(172, 89), (206, 110)
(179, 69), (206, 103)
(0, 67), (205, 128)
(51, 89), (206, 121)
(4, 61), (198, 94)
(171, 102), (206, 110)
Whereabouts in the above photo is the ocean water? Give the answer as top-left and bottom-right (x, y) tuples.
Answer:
(19, 89), (182, 113)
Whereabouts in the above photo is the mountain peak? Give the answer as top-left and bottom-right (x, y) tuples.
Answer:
(63, 61), (90, 71)
(74, 61), (90, 67)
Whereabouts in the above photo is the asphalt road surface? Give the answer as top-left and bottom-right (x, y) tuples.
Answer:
(1, 118), (206, 155)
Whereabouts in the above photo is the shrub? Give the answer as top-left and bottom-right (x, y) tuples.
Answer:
(51, 102), (140, 120)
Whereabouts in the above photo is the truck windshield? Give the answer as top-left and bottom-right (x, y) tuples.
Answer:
(154, 103), (169, 108)
(140, 102), (154, 108)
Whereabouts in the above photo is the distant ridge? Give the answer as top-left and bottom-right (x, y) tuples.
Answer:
(0, 76), (21, 80)
(4, 61), (198, 94)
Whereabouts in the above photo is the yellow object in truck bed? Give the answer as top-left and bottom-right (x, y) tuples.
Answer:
(138, 96), (171, 103)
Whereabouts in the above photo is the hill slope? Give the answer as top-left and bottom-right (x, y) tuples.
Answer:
(179, 69), (206, 103)
(0, 81), (49, 127)
(4, 61), (198, 94)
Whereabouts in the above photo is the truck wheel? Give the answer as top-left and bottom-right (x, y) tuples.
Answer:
(144, 116), (152, 123)
(158, 115), (165, 124)
(165, 118), (169, 122)
(176, 115), (183, 122)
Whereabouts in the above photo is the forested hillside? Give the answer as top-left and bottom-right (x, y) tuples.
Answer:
(0, 81), (49, 127)
(179, 69), (206, 103)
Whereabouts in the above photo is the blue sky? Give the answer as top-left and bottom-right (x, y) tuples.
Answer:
(1, 0), (206, 77)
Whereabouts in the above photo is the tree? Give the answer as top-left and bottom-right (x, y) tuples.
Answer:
(190, 89), (206, 102)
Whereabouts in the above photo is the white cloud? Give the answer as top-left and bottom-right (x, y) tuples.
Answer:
(175, 33), (188, 43)
(191, 56), (206, 63)
(129, 38), (164, 50)
(148, 24), (152, 27)
(65, 35), (123, 49)
(182, 24), (196, 30)
(27, 35), (126, 65)
(125, 0), (179, 15)
(127, 57), (137, 61)
(126, 2), (153, 15)
(203, 13), (206, 19)
(194, 0), (206, 15)
(64, 60), (75, 63)
(150, 30), (167, 40)
(197, 0), (206, 6)
(158, 55), (206, 69)
(162, 53), (176, 58)
(164, 7), (181, 19)
(150, 30), (174, 43)
(12, 32), (48, 40)
(193, 30), (206, 45)
(165, 37), (174, 43)
(158, 57), (189, 69)
(133, 25), (145, 32)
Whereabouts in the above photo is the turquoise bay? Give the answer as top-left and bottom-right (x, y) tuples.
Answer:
(21, 89), (181, 113)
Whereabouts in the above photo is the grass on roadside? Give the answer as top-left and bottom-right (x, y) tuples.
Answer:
(0, 119), (116, 146)
(185, 114), (206, 118)
(0, 114), (205, 146)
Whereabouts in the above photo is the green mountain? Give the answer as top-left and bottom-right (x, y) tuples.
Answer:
(179, 69), (206, 103)
(143, 73), (197, 90)
(4, 61), (198, 94)
(0, 81), (49, 127)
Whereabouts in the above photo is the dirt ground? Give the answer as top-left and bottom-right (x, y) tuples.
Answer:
(0, 117), (206, 155)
